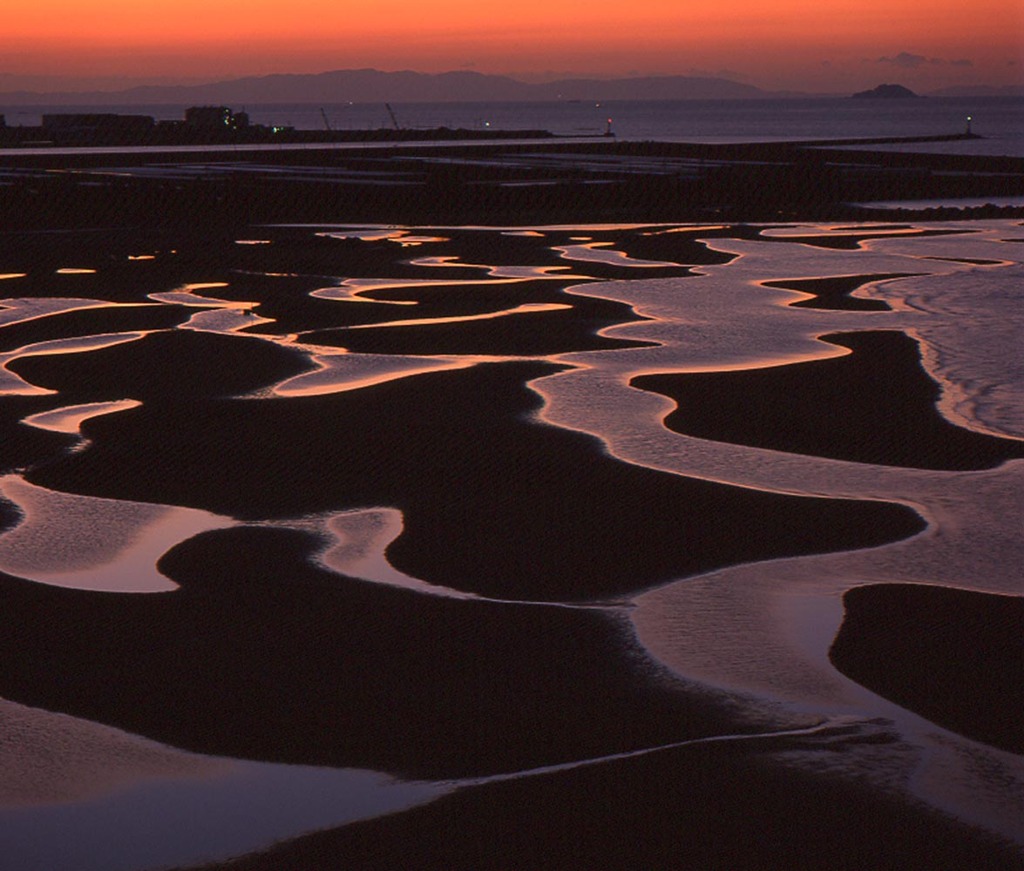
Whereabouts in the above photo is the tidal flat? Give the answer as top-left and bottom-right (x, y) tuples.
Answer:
(0, 154), (1022, 870)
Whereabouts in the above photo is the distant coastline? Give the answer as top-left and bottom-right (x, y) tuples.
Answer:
(0, 105), (559, 148)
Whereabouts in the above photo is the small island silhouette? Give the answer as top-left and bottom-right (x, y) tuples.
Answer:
(852, 83), (921, 99)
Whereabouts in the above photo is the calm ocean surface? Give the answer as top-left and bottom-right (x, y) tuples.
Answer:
(4, 97), (1022, 157)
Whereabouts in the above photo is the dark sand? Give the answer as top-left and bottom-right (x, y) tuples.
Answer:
(10, 328), (315, 403)
(186, 740), (1022, 871)
(634, 330), (1024, 470)
(0, 528), (740, 778)
(831, 584), (1024, 755)
(299, 270), (659, 356)
(303, 303), (656, 356)
(605, 224), (765, 265)
(16, 356), (923, 601)
(0, 396), (79, 475)
(0, 303), (189, 353)
(762, 273), (915, 311)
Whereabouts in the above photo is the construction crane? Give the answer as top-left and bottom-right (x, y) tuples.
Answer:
(319, 108), (332, 131)
(384, 103), (401, 131)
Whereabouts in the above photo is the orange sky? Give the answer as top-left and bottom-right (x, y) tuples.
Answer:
(3, 0), (1022, 91)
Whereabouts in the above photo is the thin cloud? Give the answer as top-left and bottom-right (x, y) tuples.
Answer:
(876, 52), (973, 69)
(877, 52), (929, 68)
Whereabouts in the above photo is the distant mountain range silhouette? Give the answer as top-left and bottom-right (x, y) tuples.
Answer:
(0, 69), (767, 104)
(0, 69), (1020, 104)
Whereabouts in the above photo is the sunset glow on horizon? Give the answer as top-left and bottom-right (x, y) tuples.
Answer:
(3, 0), (1022, 92)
